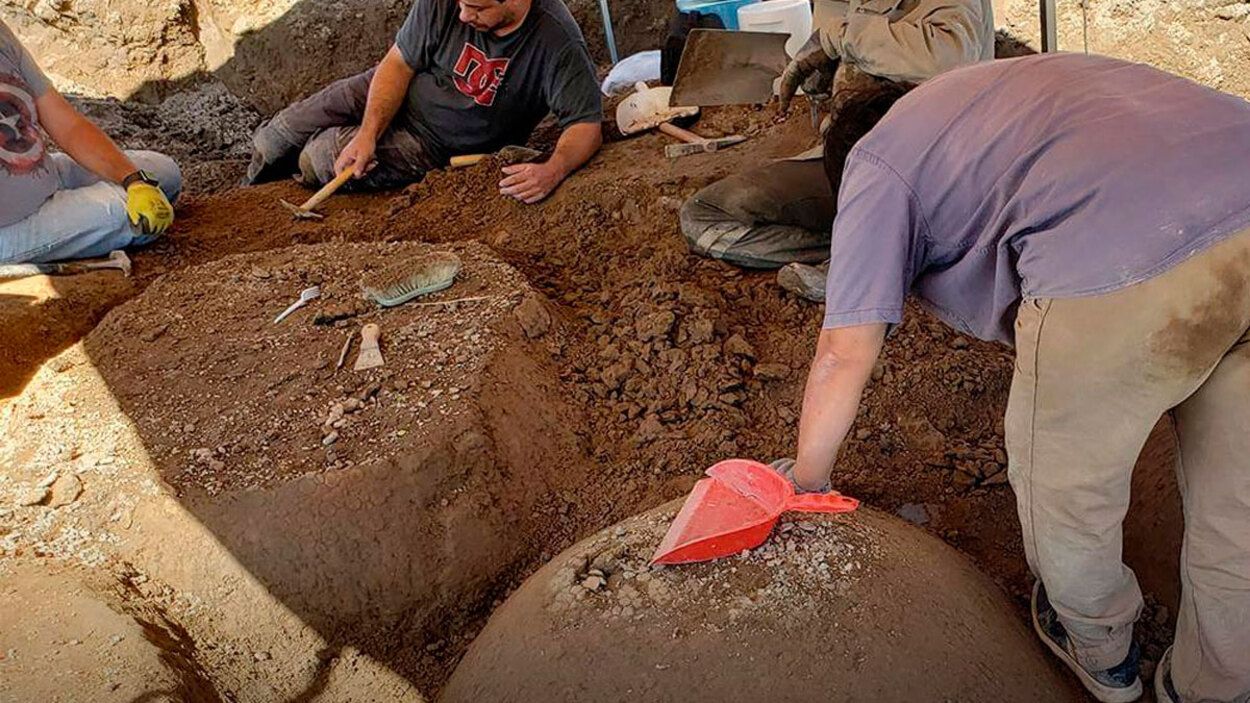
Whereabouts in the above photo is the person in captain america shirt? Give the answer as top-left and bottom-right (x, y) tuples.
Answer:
(0, 18), (180, 264)
(244, 0), (602, 204)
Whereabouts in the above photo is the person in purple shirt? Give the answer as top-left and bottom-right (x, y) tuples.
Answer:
(777, 53), (1250, 703)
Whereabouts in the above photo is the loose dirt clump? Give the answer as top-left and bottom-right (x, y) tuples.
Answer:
(443, 500), (1087, 703)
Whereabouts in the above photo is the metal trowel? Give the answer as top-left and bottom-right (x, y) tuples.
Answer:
(670, 29), (791, 107)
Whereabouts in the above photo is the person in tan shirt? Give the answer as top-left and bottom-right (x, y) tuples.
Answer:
(678, 0), (994, 300)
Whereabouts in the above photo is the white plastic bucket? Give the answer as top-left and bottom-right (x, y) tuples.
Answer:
(736, 0), (813, 58)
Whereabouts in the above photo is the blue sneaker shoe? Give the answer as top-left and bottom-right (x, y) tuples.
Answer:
(1031, 581), (1144, 703)
(1154, 646), (1179, 703)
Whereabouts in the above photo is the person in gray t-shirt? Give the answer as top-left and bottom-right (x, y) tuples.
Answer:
(776, 54), (1250, 703)
(0, 19), (181, 264)
(246, 0), (602, 204)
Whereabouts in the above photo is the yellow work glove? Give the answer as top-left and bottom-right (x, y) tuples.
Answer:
(125, 182), (174, 236)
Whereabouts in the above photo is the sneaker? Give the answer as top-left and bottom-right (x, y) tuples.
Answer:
(1032, 581), (1144, 703)
(777, 262), (828, 302)
(1154, 646), (1179, 703)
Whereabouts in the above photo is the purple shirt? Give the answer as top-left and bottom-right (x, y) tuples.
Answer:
(822, 53), (1250, 344)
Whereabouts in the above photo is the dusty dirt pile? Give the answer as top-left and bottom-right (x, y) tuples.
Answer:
(0, 560), (222, 701)
(443, 500), (1086, 702)
(999, 0), (1250, 100)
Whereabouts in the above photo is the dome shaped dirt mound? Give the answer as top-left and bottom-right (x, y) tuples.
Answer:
(443, 501), (1084, 703)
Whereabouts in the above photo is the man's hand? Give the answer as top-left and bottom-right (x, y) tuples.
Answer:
(335, 132), (378, 178)
(499, 161), (564, 204)
(778, 31), (837, 113)
(125, 183), (174, 236)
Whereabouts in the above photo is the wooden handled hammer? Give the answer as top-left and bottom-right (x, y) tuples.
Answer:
(659, 123), (748, 158)
(279, 167), (355, 221)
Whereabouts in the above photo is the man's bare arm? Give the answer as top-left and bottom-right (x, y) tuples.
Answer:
(336, 45), (416, 177)
(36, 88), (136, 183)
(791, 323), (887, 490)
(499, 121), (602, 204)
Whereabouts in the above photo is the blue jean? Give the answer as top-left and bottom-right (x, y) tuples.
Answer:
(0, 151), (182, 264)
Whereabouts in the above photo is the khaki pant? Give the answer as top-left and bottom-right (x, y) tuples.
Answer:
(679, 158), (835, 269)
(1007, 228), (1250, 703)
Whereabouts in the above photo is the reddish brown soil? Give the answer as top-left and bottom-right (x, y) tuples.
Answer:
(444, 502), (1087, 702)
(0, 102), (1181, 698)
(85, 240), (540, 494)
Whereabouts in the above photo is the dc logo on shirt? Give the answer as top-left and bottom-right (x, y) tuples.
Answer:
(452, 43), (510, 107)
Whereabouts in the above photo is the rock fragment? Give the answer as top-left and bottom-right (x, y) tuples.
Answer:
(723, 334), (755, 359)
(635, 311), (676, 342)
(48, 474), (83, 508)
(755, 363), (790, 381)
(514, 296), (552, 339)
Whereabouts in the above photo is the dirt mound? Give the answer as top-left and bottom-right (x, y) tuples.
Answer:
(85, 240), (546, 494)
(69, 83), (263, 193)
(0, 241), (600, 699)
(443, 499), (1086, 702)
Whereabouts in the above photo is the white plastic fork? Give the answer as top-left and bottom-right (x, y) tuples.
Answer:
(273, 286), (321, 324)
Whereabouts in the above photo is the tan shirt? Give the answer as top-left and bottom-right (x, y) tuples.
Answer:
(816, 0), (995, 85)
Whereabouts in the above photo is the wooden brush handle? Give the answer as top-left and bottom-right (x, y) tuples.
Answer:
(300, 168), (355, 211)
(360, 323), (381, 349)
(449, 154), (487, 168)
(658, 122), (705, 144)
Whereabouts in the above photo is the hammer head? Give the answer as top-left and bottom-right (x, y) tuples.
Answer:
(105, 248), (130, 276)
(280, 199), (325, 221)
(664, 135), (748, 159)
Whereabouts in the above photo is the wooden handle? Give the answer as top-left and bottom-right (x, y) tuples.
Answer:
(299, 167), (355, 211)
(658, 122), (704, 144)
(360, 323), (380, 348)
(449, 154), (487, 168)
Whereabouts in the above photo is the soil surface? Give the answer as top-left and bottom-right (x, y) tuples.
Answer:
(0, 99), (1181, 700)
(444, 500), (1087, 702)
(0, 0), (1225, 697)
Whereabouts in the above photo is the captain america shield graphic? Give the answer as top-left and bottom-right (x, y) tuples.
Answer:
(0, 73), (46, 175)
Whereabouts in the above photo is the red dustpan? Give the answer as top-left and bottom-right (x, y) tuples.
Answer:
(651, 459), (859, 565)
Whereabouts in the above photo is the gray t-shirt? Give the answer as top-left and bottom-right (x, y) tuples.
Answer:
(823, 53), (1250, 344)
(394, 0), (601, 162)
(0, 19), (56, 228)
